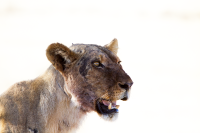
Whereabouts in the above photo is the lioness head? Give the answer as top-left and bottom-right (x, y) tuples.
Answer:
(46, 38), (133, 120)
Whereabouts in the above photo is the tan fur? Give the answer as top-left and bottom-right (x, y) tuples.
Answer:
(0, 39), (133, 133)
(104, 38), (118, 55)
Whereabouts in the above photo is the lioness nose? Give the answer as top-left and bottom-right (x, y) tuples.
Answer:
(118, 82), (133, 90)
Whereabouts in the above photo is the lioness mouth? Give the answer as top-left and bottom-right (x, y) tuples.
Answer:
(96, 99), (120, 114)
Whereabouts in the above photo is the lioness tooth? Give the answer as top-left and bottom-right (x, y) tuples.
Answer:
(108, 103), (112, 110)
(115, 105), (120, 109)
(110, 105), (120, 109)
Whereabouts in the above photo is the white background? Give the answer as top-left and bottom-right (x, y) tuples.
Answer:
(0, 0), (200, 133)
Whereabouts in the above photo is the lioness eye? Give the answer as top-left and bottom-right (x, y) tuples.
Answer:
(93, 62), (100, 66)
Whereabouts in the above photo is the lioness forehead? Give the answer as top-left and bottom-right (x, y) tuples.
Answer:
(70, 44), (119, 63)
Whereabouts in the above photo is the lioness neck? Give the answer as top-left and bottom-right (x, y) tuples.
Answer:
(41, 65), (86, 133)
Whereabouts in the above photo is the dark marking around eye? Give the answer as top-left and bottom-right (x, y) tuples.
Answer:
(92, 61), (104, 68)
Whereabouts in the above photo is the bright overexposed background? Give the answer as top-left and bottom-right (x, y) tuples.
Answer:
(0, 0), (200, 133)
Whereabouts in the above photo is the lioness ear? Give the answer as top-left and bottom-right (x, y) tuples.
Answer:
(104, 38), (118, 55)
(46, 43), (78, 72)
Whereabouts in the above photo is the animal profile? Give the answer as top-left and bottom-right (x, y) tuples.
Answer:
(0, 38), (133, 133)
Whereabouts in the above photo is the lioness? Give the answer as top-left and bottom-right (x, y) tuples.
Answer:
(0, 38), (133, 133)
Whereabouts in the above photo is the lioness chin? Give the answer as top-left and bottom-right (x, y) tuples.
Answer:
(0, 38), (133, 133)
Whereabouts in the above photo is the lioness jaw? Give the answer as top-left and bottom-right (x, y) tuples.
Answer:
(0, 38), (133, 133)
